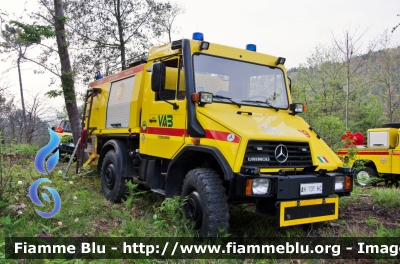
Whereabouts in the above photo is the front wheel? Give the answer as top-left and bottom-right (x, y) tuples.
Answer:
(182, 168), (229, 237)
(354, 166), (376, 187)
(101, 150), (127, 202)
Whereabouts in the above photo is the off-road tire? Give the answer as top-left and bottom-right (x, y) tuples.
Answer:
(101, 150), (127, 202)
(354, 166), (376, 187)
(182, 168), (230, 237)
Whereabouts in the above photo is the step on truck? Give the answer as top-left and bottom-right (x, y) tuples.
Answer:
(81, 33), (353, 237)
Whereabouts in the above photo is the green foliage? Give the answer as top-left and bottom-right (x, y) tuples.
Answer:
(57, 16), (69, 27)
(46, 89), (63, 98)
(0, 141), (38, 205)
(376, 224), (400, 237)
(10, 20), (55, 44)
(0, 241), (4, 259)
(153, 196), (191, 230)
(122, 181), (147, 209)
(290, 35), (400, 147)
(61, 71), (76, 103)
(11, 143), (39, 158)
(348, 94), (386, 133)
(365, 216), (378, 227)
(313, 116), (345, 149)
(370, 187), (400, 208)
(60, 135), (72, 144)
(0, 214), (22, 236)
(66, 0), (185, 81)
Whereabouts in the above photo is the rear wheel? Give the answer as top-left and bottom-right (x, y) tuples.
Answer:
(101, 150), (127, 202)
(182, 168), (230, 237)
(354, 166), (376, 187)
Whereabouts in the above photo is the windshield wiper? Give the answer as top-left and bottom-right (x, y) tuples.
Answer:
(213, 95), (241, 108)
(241, 100), (279, 112)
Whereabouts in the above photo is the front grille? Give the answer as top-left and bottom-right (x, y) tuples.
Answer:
(243, 141), (312, 168)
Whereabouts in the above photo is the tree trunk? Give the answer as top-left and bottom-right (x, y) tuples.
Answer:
(115, 0), (126, 70)
(17, 53), (27, 142)
(53, 0), (82, 149)
(346, 67), (349, 130)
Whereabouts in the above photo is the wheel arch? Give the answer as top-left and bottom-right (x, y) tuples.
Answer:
(164, 145), (234, 197)
(97, 139), (134, 177)
(354, 159), (377, 173)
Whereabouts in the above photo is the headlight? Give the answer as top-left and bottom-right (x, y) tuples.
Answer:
(335, 176), (345, 191)
(252, 178), (271, 195)
(200, 92), (213, 104)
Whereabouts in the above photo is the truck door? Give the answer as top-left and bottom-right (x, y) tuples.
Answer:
(141, 57), (186, 159)
(393, 130), (400, 175)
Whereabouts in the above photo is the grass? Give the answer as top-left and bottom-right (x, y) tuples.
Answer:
(365, 216), (378, 227)
(370, 187), (400, 208)
(2, 143), (400, 263)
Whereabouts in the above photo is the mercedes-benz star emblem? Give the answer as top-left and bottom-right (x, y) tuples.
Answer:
(275, 144), (288, 163)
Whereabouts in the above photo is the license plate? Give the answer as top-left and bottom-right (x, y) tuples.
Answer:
(69, 143), (75, 147)
(300, 183), (323, 195)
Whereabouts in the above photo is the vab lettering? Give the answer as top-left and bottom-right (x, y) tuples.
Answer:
(158, 115), (173, 127)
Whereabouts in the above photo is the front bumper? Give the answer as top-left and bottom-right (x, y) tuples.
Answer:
(235, 172), (352, 199)
(232, 171), (351, 227)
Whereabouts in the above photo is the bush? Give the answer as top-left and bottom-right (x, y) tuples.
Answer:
(153, 196), (193, 234)
(11, 144), (39, 158)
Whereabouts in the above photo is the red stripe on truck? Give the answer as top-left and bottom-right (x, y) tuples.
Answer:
(140, 128), (239, 143)
(337, 151), (389, 155)
(90, 64), (144, 87)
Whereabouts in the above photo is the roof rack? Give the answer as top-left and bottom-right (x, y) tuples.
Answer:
(104, 53), (147, 77)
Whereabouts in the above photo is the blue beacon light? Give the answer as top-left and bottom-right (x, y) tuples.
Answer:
(192, 32), (204, 41)
(246, 44), (257, 52)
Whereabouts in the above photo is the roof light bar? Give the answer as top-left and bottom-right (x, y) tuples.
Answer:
(246, 44), (257, 52)
(192, 32), (204, 41)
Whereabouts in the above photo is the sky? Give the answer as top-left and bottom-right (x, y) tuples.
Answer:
(1, 0), (400, 117)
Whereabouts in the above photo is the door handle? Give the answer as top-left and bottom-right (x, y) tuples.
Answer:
(149, 119), (156, 123)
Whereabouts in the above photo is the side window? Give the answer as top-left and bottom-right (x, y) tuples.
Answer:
(155, 57), (185, 101)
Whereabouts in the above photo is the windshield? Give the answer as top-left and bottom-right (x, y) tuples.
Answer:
(60, 120), (72, 133)
(193, 54), (288, 109)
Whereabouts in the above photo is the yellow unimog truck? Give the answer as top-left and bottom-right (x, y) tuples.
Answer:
(81, 33), (353, 236)
(337, 123), (400, 186)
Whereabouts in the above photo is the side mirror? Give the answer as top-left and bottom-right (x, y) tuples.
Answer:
(151, 61), (165, 92)
(287, 77), (292, 92)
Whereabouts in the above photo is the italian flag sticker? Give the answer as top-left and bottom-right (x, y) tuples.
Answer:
(318, 156), (329, 163)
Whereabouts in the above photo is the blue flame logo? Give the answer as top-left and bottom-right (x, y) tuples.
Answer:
(34, 128), (60, 174)
(29, 178), (61, 218)
(30, 128), (62, 218)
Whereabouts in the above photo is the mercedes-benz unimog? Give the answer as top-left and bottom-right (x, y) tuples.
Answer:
(80, 33), (353, 236)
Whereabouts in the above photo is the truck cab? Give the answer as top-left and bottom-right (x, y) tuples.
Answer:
(83, 33), (353, 237)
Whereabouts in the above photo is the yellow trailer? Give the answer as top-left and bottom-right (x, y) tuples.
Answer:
(338, 124), (400, 186)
